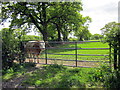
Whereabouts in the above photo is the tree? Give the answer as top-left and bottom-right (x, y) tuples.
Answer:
(101, 22), (120, 42)
(2, 2), (50, 41)
(74, 26), (92, 41)
(101, 21), (120, 70)
(90, 34), (103, 40)
(74, 16), (92, 41)
(2, 2), (90, 41)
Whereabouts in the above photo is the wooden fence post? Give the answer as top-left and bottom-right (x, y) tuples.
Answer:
(75, 42), (77, 67)
(114, 38), (118, 70)
(45, 42), (47, 64)
(19, 41), (25, 64)
(118, 35), (120, 71)
(109, 42), (112, 70)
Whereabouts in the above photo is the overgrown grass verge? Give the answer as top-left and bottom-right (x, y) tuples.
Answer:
(20, 64), (120, 88)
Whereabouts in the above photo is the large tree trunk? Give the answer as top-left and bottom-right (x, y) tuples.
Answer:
(42, 3), (48, 41)
(79, 36), (83, 41)
(42, 31), (48, 41)
(56, 24), (62, 41)
(52, 20), (62, 41)
(29, 12), (48, 41)
(62, 27), (68, 41)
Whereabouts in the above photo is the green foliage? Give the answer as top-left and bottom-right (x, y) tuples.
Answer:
(90, 34), (103, 40)
(101, 21), (120, 43)
(2, 28), (20, 70)
(87, 64), (120, 88)
(103, 71), (120, 88)
(101, 21), (120, 71)
(89, 65), (110, 82)
(74, 24), (92, 41)
(1, 28), (28, 70)
(2, 2), (91, 41)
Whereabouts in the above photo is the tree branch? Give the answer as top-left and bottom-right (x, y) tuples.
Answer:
(47, 15), (61, 23)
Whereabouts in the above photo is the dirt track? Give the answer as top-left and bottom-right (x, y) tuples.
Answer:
(2, 67), (43, 88)
(25, 58), (101, 68)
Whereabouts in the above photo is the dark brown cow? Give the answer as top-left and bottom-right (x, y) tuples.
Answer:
(25, 40), (45, 63)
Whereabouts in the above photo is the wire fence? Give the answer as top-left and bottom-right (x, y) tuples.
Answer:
(24, 41), (110, 68)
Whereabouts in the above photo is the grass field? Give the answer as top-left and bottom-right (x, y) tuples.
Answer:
(25, 41), (110, 67)
(40, 41), (109, 60)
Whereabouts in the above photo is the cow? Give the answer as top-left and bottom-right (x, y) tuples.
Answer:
(24, 40), (45, 63)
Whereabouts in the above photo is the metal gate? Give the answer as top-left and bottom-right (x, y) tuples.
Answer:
(24, 41), (110, 68)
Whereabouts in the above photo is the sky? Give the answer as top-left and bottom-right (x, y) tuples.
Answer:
(81, 0), (119, 34)
(1, 0), (119, 35)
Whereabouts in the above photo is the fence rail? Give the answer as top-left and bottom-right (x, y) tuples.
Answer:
(47, 53), (109, 56)
(46, 47), (109, 50)
(32, 57), (109, 63)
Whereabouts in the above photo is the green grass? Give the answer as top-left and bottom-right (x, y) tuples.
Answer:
(2, 62), (36, 81)
(21, 64), (120, 88)
(3, 63), (120, 88)
(21, 64), (95, 88)
(40, 42), (109, 61)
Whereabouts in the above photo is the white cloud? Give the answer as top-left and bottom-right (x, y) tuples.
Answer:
(81, 0), (119, 34)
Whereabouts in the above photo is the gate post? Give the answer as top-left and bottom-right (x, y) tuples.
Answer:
(118, 35), (120, 71)
(113, 38), (118, 70)
(45, 42), (47, 64)
(75, 42), (78, 67)
(109, 42), (112, 70)
(19, 41), (25, 64)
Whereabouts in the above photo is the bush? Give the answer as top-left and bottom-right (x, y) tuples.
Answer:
(87, 64), (120, 88)
(2, 28), (26, 70)
(103, 71), (120, 88)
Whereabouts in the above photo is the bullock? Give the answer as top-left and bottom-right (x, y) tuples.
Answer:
(24, 40), (45, 63)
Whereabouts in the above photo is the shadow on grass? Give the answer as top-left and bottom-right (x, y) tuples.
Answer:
(21, 64), (86, 88)
(2, 62), (37, 82)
